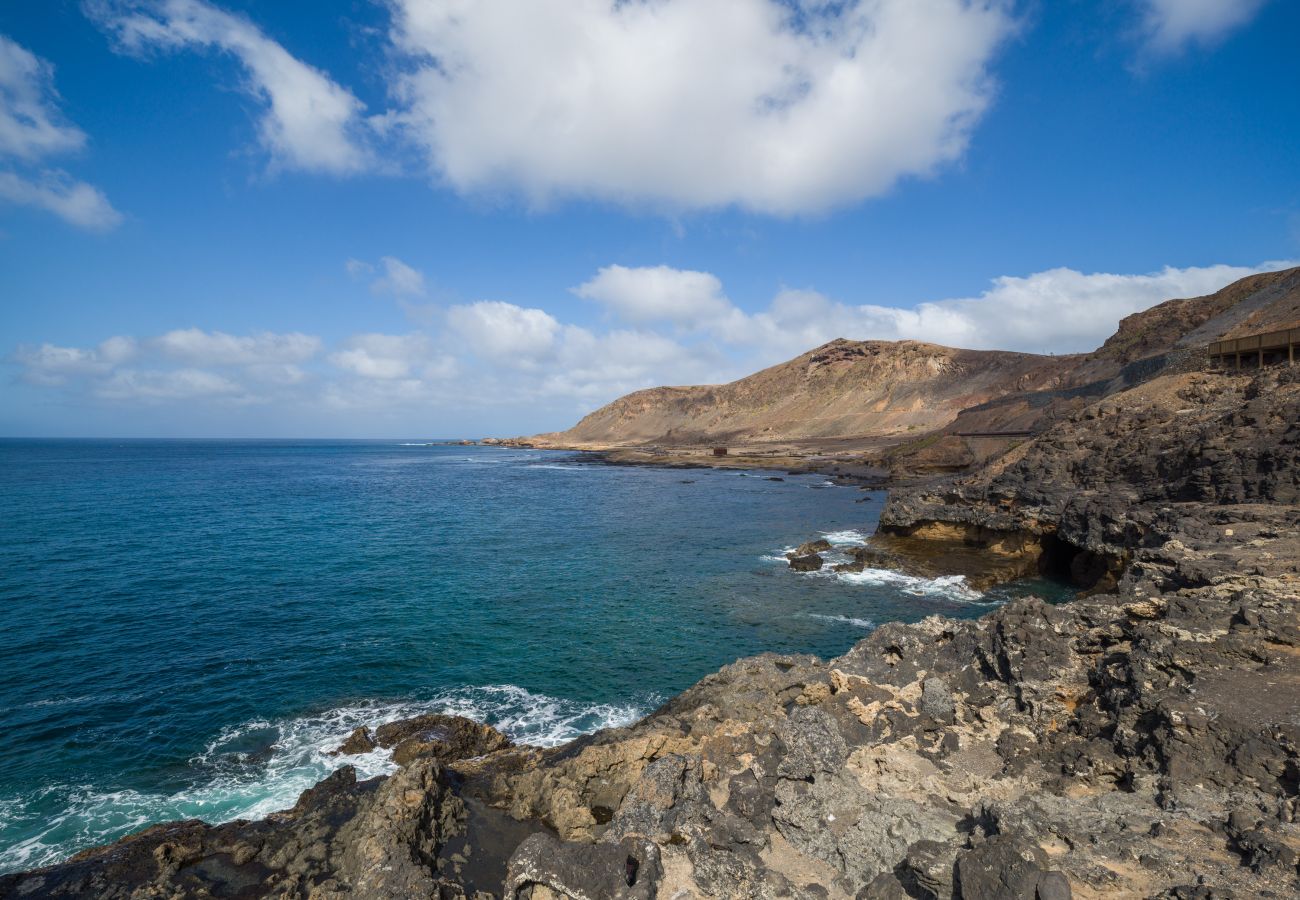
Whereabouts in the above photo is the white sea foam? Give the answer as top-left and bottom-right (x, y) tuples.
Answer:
(836, 567), (985, 602)
(820, 529), (869, 546)
(807, 613), (875, 629)
(0, 685), (651, 875)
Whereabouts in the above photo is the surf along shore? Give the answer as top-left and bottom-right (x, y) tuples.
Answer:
(5, 361), (1297, 898)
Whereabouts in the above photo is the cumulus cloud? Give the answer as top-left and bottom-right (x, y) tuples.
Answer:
(708, 262), (1296, 358)
(12, 260), (1293, 430)
(447, 301), (562, 365)
(329, 332), (447, 380)
(1139, 0), (1269, 53)
(154, 327), (320, 365)
(386, 0), (1016, 215)
(13, 335), (137, 384)
(575, 265), (732, 326)
(90, 0), (372, 174)
(0, 34), (122, 229)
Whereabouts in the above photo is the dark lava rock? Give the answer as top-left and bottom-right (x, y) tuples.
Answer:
(788, 553), (825, 572)
(955, 834), (1071, 899)
(795, 538), (833, 555)
(330, 726), (376, 756)
(373, 714), (511, 767)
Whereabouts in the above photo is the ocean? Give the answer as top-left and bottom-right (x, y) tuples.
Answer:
(0, 439), (1066, 872)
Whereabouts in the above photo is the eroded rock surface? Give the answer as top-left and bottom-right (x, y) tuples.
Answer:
(4, 369), (1298, 898)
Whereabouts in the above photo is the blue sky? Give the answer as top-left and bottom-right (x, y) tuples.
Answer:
(1, 0), (1297, 437)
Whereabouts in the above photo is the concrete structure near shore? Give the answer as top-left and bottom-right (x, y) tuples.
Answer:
(1208, 326), (1299, 369)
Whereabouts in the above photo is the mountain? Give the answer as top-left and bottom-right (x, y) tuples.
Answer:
(528, 266), (1300, 471)
(531, 340), (1074, 449)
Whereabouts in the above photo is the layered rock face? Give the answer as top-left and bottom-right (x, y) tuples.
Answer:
(529, 339), (1073, 449)
(6, 366), (1298, 899)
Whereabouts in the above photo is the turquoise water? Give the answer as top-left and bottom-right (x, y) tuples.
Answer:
(0, 439), (1064, 872)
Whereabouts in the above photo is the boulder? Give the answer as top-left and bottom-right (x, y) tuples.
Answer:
(373, 714), (512, 767)
(795, 539), (833, 555)
(331, 726), (376, 756)
(788, 553), (825, 572)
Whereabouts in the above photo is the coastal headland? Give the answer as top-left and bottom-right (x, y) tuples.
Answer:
(4, 269), (1299, 898)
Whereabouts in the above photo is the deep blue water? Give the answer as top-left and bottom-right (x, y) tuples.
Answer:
(0, 439), (1065, 872)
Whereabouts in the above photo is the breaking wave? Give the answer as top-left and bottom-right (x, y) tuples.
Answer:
(0, 685), (651, 875)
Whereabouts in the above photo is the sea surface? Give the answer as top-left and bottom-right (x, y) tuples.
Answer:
(0, 439), (1069, 872)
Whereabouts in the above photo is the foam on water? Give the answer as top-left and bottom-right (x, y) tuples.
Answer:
(820, 529), (869, 546)
(0, 685), (652, 874)
(836, 568), (986, 602)
(807, 613), (875, 629)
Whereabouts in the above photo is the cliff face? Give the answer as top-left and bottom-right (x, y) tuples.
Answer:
(532, 339), (1072, 448)
(7, 268), (1300, 899)
(7, 371), (1298, 899)
(532, 267), (1300, 466)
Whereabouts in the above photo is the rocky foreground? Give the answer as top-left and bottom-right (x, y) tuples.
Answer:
(5, 366), (1299, 898)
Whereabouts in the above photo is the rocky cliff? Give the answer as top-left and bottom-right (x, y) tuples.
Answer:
(5, 270), (1300, 899)
(528, 267), (1300, 478)
(6, 366), (1298, 898)
(530, 339), (1073, 449)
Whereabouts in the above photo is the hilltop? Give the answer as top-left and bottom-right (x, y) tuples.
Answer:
(524, 266), (1300, 476)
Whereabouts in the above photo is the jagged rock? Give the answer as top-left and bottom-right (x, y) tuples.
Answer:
(7, 359), (1300, 900)
(954, 834), (1071, 899)
(373, 714), (512, 767)
(795, 539), (833, 555)
(503, 833), (660, 900)
(330, 725), (376, 755)
(788, 553), (824, 572)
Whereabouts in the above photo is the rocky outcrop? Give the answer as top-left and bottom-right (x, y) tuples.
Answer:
(6, 281), (1300, 897)
(529, 339), (1074, 450)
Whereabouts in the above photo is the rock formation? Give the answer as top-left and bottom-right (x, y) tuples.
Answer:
(4, 268), (1299, 898)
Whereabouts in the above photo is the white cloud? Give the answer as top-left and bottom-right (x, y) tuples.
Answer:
(1139, 0), (1269, 53)
(447, 301), (561, 365)
(371, 256), (426, 297)
(91, 0), (372, 174)
(0, 35), (87, 161)
(386, 0), (1016, 215)
(0, 35), (122, 229)
(329, 332), (448, 380)
(13, 336), (137, 384)
(154, 328), (320, 365)
(12, 261), (1293, 431)
(709, 261), (1297, 358)
(96, 367), (244, 401)
(574, 265), (731, 327)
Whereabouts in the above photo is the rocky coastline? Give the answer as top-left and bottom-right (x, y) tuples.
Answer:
(5, 362), (1297, 897)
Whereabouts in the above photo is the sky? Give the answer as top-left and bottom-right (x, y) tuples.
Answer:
(1, 0), (1297, 438)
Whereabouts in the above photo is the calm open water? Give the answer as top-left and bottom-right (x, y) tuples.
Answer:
(0, 439), (1067, 871)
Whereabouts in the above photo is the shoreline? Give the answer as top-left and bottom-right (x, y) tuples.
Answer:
(5, 367), (1299, 898)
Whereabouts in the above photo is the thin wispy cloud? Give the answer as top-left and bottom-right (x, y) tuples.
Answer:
(0, 34), (121, 229)
(88, 0), (374, 175)
(1137, 0), (1270, 54)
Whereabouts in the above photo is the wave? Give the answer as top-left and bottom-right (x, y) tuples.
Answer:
(835, 567), (985, 602)
(807, 613), (875, 629)
(820, 529), (869, 546)
(0, 685), (651, 875)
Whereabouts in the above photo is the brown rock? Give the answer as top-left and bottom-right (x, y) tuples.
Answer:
(331, 726), (376, 756)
